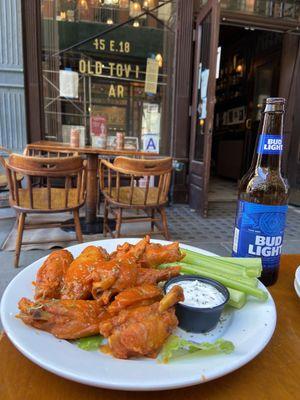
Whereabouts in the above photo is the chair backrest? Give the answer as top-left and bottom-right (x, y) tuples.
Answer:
(113, 157), (172, 175)
(23, 147), (78, 158)
(4, 154), (86, 212)
(0, 146), (11, 168)
(100, 156), (172, 206)
(0, 147), (12, 188)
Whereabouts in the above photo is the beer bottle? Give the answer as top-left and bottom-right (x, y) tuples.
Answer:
(232, 98), (289, 286)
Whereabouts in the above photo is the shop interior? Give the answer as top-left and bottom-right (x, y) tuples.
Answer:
(209, 25), (283, 202)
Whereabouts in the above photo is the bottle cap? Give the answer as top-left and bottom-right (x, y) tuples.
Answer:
(265, 97), (285, 112)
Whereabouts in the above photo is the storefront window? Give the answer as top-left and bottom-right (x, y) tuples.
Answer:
(220, 0), (300, 19)
(199, 0), (300, 21)
(40, 0), (176, 154)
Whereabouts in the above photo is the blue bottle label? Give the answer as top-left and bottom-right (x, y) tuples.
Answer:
(232, 201), (288, 271)
(257, 134), (283, 155)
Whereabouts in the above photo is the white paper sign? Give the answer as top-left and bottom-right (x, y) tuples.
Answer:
(200, 69), (209, 99)
(142, 103), (161, 134)
(144, 59), (159, 94)
(200, 98), (207, 119)
(59, 70), (79, 98)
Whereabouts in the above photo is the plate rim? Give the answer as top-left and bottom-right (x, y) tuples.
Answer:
(0, 238), (277, 391)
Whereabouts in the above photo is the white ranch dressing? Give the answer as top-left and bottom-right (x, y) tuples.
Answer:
(168, 280), (225, 308)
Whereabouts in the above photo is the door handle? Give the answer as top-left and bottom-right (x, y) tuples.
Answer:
(245, 119), (252, 129)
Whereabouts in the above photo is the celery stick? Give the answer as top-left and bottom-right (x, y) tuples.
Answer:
(159, 263), (268, 301)
(218, 257), (262, 269)
(182, 254), (249, 277)
(181, 255), (255, 278)
(227, 288), (247, 309)
(218, 257), (262, 275)
(181, 249), (262, 277)
(160, 262), (258, 288)
(182, 250), (261, 277)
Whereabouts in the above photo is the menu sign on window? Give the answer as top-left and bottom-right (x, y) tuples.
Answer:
(144, 59), (159, 94)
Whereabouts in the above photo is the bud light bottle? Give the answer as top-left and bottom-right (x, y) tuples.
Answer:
(232, 98), (289, 286)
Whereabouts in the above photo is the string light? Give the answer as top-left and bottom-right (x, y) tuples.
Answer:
(155, 53), (163, 67)
(106, 17), (114, 24)
(119, 0), (129, 7)
(130, 1), (142, 17)
(143, 0), (154, 8)
(78, 0), (88, 10)
(133, 19), (140, 27)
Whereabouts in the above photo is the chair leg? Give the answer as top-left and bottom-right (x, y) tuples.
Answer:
(97, 178), (101, 214)
(15, 213), (25, 268)
(160, 207), (170, 240)
(103, 199), (108, 237)
(73, 209), (83, 243)
(115, 208), (122, 238)
(151, 209), (155, 232)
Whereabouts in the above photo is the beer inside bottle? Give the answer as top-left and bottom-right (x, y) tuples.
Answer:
(232, 98), (289, 286)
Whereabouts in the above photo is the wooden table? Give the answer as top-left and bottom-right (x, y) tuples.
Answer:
(1, 255), (299, 400)
(26, 141), (157, 233)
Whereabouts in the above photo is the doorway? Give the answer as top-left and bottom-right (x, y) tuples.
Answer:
(209, 26), (283, 203)
(209, 26), (283, 204)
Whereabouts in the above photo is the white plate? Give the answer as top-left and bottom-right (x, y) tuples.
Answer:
(0, 239), (276, 391)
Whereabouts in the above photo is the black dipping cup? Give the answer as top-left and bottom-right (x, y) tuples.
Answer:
(164, 275), (230, 333)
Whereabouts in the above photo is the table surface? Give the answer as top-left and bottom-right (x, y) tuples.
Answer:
(0, 254), (299, 400)
(27, 141), (158, 157)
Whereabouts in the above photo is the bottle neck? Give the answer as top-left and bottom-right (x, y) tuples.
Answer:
(253, 111), (284, 173)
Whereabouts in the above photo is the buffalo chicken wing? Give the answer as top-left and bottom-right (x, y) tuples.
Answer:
(61, 246), (110, 300)
(99, 285), (184, 359)
(34, 249), (74, 300)
(17, 297), (108, 339)
(107, 284), (163, 315)
(140, 242), (184, 268)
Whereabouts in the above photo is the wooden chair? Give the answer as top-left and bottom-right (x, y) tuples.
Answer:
(23, 147), (80, 189)
(1, 153), (86, 267)
(23, 147), (78, 157)
(100, 156), (172, 239)
(0, 147), (23, 189)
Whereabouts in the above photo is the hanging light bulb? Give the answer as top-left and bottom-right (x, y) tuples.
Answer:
(130, 1), (142, 17)
(143, 0), (153, 9)
(78, 0), (88, 10)
(155, 53), (163, 67)
(119, 0), (129, 8)
(133, 19), (140, 27)
(106, 17), (114, 24)
(236, 64), (243, 73)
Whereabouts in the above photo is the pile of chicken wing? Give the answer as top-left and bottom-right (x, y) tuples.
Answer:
(17, 236), (185, 359)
